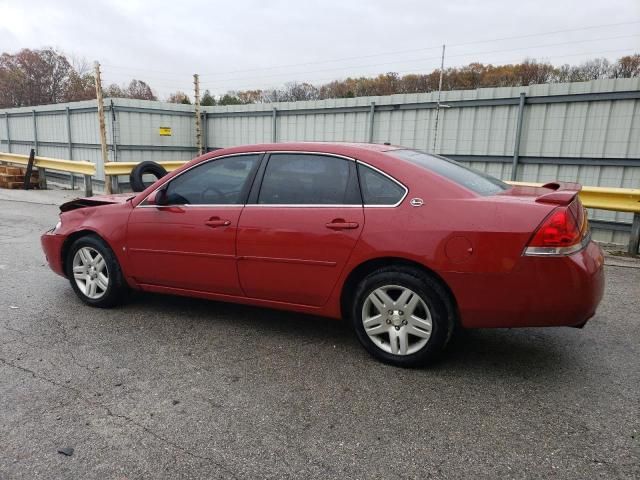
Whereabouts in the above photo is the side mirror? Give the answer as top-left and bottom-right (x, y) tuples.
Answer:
(147, 187), (168, 206)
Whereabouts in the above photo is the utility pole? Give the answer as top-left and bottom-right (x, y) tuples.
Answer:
(194, 74), (202, 156)
(94, 61), (110, 193)
(432, 44), (446, 153)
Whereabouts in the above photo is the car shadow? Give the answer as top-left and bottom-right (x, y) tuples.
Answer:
(126, 291), (577, 378)
(435, 328), (573, 378)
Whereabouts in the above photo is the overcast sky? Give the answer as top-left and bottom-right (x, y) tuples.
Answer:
(1, 0), (639, 99)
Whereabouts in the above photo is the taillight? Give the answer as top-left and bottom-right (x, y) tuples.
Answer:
(524, 206), (589, 256)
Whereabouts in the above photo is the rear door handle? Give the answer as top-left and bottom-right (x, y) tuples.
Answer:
(205, 218), (231, 228)
(326, 221), (359, 230)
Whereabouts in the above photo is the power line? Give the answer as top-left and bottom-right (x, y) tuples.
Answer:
(194, 47), (639, 94)
(198, 20), (640, 77)
(100, 19), (640, 80)
(196, 35), (639, 89)
(101, 46), (638, 95)
(102, 31), (638, 90)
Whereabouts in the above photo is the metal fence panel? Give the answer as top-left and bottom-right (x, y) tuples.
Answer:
(0, 78), (638, 244)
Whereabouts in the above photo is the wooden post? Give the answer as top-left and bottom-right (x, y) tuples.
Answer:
(194, 74), (202, 156)
(23, 149), (35, 190)
(94, 61), (111, 193)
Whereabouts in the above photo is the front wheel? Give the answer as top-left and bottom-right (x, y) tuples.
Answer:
(351, 267), (456, 367)
(66, 234), (127, 308)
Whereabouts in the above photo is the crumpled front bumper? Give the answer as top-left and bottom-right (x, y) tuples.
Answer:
(41, 230), (66, 277)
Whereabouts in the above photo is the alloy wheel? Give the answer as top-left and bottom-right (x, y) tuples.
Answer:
(72, 247), (109, 299)
(361, 285), (432, 355)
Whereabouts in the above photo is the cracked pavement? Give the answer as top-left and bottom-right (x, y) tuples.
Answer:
(0, 191), (639, 479)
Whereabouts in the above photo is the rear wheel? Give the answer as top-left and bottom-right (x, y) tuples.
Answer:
(351, 266), (455, 367)
(66, 235), (127, 308)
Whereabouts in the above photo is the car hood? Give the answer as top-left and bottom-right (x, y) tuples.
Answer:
(60, 193), (134, 212)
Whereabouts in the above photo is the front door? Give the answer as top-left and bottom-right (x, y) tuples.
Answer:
(127, 153), (261, 294)
(236, 153), (364, 306)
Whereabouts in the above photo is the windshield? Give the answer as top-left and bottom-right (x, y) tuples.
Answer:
(388, 149), (509, 196)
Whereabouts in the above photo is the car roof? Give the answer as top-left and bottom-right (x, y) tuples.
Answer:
(206, 142), (401, 157)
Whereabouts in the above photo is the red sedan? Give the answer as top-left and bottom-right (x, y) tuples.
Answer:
(41, 143), (605, 366)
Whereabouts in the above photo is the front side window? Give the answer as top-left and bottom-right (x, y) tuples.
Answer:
(258, 154), (361, 205)
(358, 164), (406, 205)
(164, 155), (259, 205)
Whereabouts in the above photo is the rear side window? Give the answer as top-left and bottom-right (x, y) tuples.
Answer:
(258, 153), (361, 205)
(358, 164), (406, 205)
(389, 149), (508, 196)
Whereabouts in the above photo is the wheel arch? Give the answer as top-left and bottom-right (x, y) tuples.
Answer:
(339, 256), (459, 320)
(61, 229), (109, 277)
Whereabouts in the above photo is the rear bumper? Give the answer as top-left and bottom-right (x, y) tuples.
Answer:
(41, 230), (66, 277)
(446, 241), (605, 328)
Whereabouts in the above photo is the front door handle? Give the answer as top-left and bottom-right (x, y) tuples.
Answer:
(205, 218), (231, 228)
(326, 220), (359, 230)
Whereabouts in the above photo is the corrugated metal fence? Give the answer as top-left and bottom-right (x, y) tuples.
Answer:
(1, 78), (638, 245)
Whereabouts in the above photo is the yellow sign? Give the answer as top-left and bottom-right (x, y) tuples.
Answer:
(159, 127), (172, 136)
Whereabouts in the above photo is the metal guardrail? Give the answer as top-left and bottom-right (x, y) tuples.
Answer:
(104, 168), (639, 254)
(1, 154), (638, 254)
(0, 152), (95, 196)
(104, 161), (187, 176)
(507, 181), (640, 213)
(103, 167), (640, 215)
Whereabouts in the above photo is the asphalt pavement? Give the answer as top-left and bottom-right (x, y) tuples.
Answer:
(0, 189), (638, 479)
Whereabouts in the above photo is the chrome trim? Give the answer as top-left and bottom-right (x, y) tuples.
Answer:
(262, 150), (358, 162)
(135, 150), (410, 209)
(523, 231), (591, 257)
(136, 204), (243, 209)
(245, 204), (363, 208)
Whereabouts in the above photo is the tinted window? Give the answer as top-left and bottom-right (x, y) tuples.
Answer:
(258, 154), (360, 205)
(358, 164), (406, 205)
(389, 149), (508, 196)
(165, 155), (259, 205)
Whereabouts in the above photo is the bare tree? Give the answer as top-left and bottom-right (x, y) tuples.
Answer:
(166, 91), (191, 104)
(125, 79), (156, 100)
(612, 54), (640, 78)
(0, 48), (73, 107)
(0, 48), (160, 107)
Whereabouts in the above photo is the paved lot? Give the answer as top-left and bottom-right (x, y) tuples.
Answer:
(0, 190), (638, 479)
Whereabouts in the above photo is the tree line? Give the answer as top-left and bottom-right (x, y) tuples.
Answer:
(0, 48), (156, 108)
(217, 55), (640, 104)
(1, 47), (638, 109)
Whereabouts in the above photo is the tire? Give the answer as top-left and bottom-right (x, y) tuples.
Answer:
(129, 161), (167, 192)
(65, 234), (128, 308)
(350, 266), (456, 367)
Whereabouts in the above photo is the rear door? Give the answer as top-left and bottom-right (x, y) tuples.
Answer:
(236, 152), (364, 306)
(127, 153), (261, 294)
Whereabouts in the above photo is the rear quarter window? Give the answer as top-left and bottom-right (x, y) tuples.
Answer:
(358, 164), (406, 205)
(388, 149), (508, 196)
